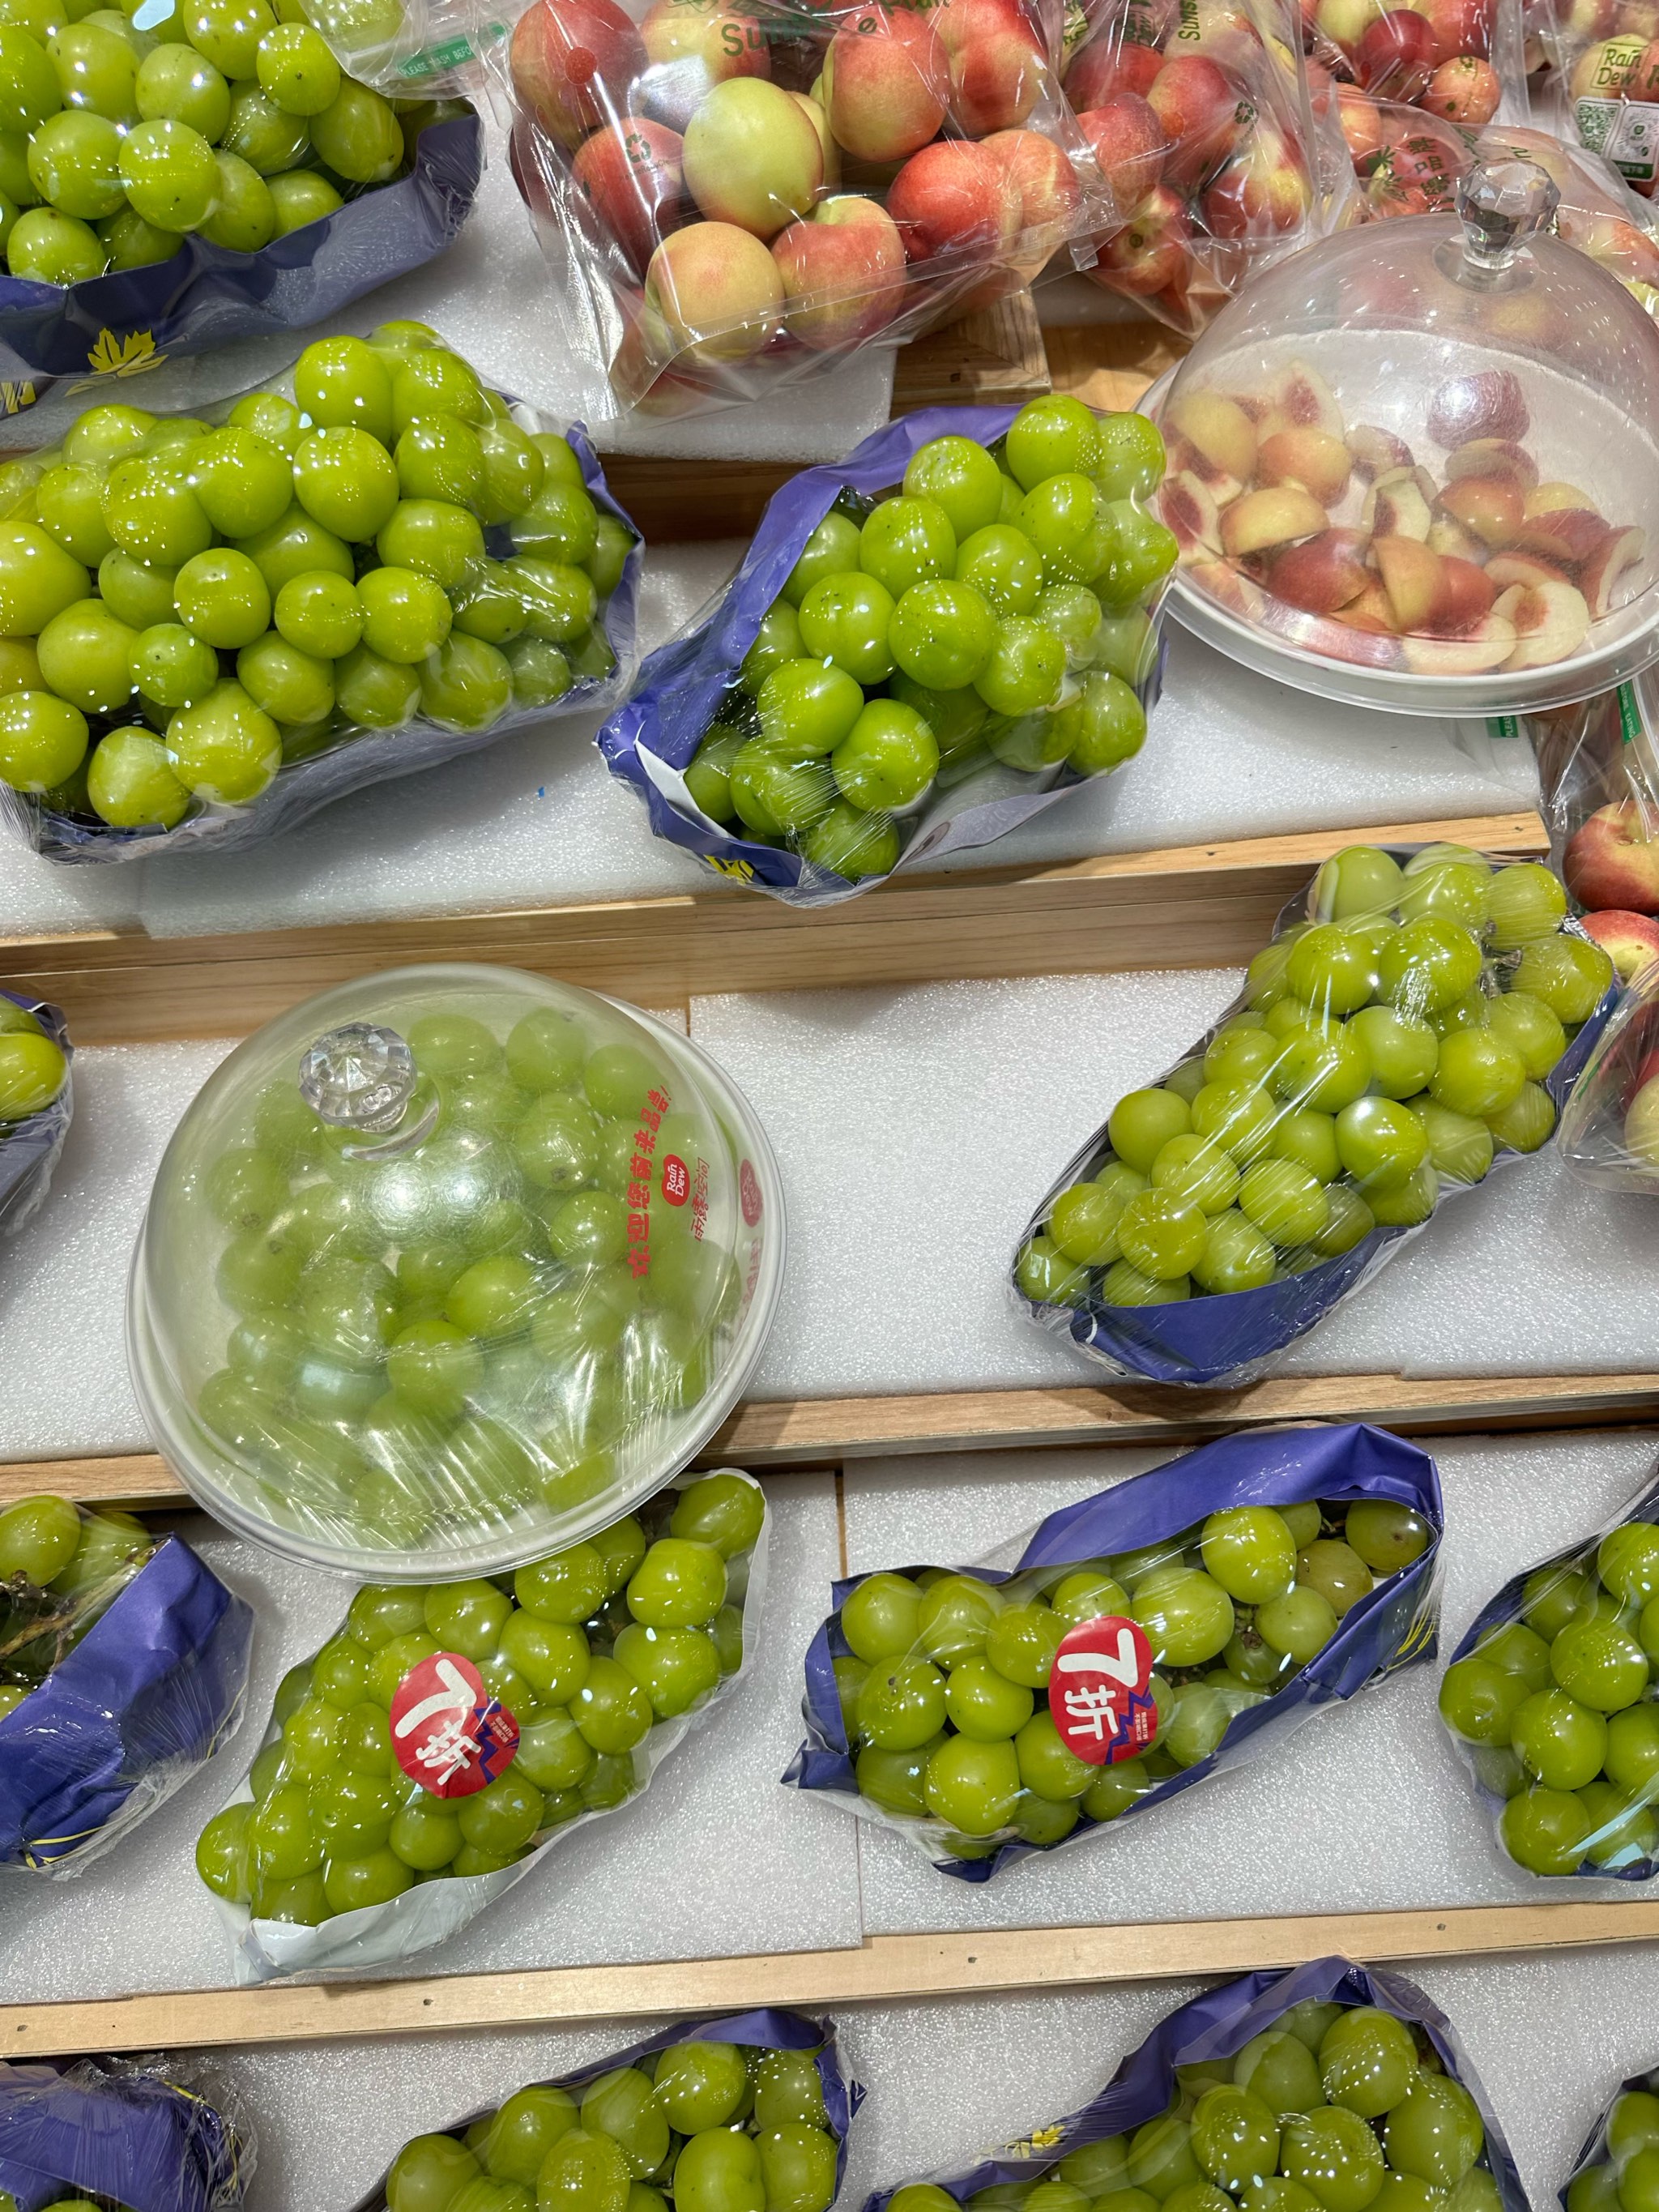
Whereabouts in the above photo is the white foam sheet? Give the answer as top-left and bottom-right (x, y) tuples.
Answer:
(689, 970), (1242, 1403)
(0, 1039), (235, 1460)
(0, 1476), (859, 2001)
(836, 1429), (1659, 1939)
(204, 1953), (1659, 2210)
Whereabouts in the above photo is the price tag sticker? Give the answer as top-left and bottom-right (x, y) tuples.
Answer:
(390, 1651), (520, 1798)
(1050, 1615), (1158, 1766)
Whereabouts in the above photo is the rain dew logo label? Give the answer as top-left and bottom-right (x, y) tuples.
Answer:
(390, 1652), (520, 1798)
(1051, 1616), (1158, 1766)
(662, 1154), (690, 1206)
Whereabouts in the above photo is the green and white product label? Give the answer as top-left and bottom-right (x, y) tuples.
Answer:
(1576, 95), (1659, 183)
(1486, 713), (1521, 741)
(1618, 681), (1645, 745)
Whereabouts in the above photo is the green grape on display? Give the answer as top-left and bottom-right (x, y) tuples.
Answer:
(1013, 843), (1612, 1386)
(663, 399), (1173, 892)
(194, 1471), (764, 1971)
(0, 993), (70, 1161)
(0, 325), (638, 852)
(361, 2017), (851, 2212)
(0, 1492), (154, 1715)
(1563, 2069), (1659, 2212)
(1439, 1480), (1659, 1879)
(873, 1970), (1520, 2212)
(790, 1427), (1439, 1869)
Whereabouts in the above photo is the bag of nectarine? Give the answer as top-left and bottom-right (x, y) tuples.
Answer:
(597, 395), (1175, 904)
(493, 0), (1112, 415)
(1012, 839), (1616, 1386)
(1302, 0), (1528, 131)
(1559, 941), (1659, 1188)
(1064, 0), (1356, 336)
(1529, 669), (1659, 938)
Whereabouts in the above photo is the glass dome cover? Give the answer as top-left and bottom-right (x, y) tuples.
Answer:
(1152, 160), (1659, 714)
(128, 964), (783, 1579)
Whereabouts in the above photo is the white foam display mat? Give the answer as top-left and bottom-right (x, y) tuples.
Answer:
(839, 1431), (1658, 1937)
(0, 1475), (859, 2004)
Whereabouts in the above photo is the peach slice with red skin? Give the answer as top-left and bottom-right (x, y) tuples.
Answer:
(1580, 527), (1647, 617)
(1265, 527), (1371, 614)
(1513, 507), (1610, 566)
(1432, 556), (1497, 636)
(1349, 425), (1414, 480)
(1444, 438), (1539, 491)
(1220, 485), (1328, 557)
(1362, 476), (1432, 540)
(1269, 361), (1346, 442)
(1167, 389), (1258, 485)
(1162, 471), (1224, 559)
(1166, 436), (1243, 506)
(1256, 426), (1350, 505)
(1188, 557), (1268, 621)
(1494, 578), (1592, 668)
(1401, 615), (1518, 674)
(1427, 513), (1482, 562)
(1438, 475), (1523, 547)
(1375, 534), (1447, 630)
(1427, 369), (1529, 447)
(1526, 481), (1597, 515)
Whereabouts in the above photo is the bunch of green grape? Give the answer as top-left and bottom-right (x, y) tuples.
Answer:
(832, 1494), (1432, 1858)
(0, 320), (634, 831)
(379, 2035), (842, 2212)
(885, 2000), (1506, 2212)
(1439, 1510), (1659, 1877)
(1018, 844), (1614, 1313)
(0, 997), (68, 1129)
(0, 0), (432, 290)
(1565, 2075), (1659, 2212)
(0, 1491), (155, 1719)
(680, 395), (1174, 884)
(194, 1471), (763, 1924)
(188, 1001), (740, 1549)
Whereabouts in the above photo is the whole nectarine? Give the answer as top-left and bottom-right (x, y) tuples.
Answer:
(1148, 53), (1244, 188)
(1077, 95), (1169, 209)
(510, 0), (646, 150)
(887, 136), (1004, 258)
(823, 6), (949, 163)
(573, 117), (684, 272)
(645, 216), (787, 361)
(771, 194), (906, 347)
(681, 78), (823, 238)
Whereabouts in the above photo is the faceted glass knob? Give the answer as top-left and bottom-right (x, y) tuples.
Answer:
(1456, 158), (1560, 275)
(298, 1023), (417, 1132)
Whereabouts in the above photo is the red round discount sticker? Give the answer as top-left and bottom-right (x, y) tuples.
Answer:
(1050, 1615), (1158, 1766)
(390, 1651), (520, 1799)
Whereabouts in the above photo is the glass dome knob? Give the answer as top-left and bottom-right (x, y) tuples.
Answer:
(298, 1022), (418, 1132)
(1456, 158), (1560, 278)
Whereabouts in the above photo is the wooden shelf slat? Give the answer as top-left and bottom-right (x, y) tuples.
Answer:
(2, 812), (1547, 1048)
(10, 1375), (1659, 1510)
(6, 1903), (1658, 2059)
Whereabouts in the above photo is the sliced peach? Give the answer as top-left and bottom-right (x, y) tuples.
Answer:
(1341, 580), (1401, 635)
(1526, 481), (1597, 515)
(1349, 425), (1414, 480)
(1427, 513), (1482, 562)
(1439, 476), (1524, 548)
(1427, 369), (1529, 447)
(1375, 535), (1447, 631)
(1431, 556), (1496, 637)
(1401, 614), (1517, 674)
(1265, 527), (1371, 615)
(1514, 507), (1610, 566)
(1167, 436), (1243, 506)
(1486, 552), (1575, 591)
(1220, 485), (1327, 557)
(1188, 557), (1268, 621)
(1362, 477), (1432, 540)
(1444, 438), (1540, 492)
(1168, 390), (1258, 485)
(1580, 525), (1647, 617)
(1162, 470), (1223, 560)
(1269, 360), (1345, 441)
(1256, 426), (1351, 506)
(1495, 578), (1592, 668)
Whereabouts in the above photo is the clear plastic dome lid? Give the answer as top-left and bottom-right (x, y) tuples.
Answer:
(128, 965), (783, 1579)
(1152, 159), (1659, 713)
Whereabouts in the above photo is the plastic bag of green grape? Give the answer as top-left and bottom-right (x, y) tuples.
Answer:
(867, 1958), (1525, 2212)
(348, 2008), (861, 2212)
(0, 319), (642, 863)
(1012, 841), (1618, 1388)
(1559, 2063), (1659, 2212)
(600, 395), (1172, 906)
(1438, 1456), (1659, 1881)
(194, 1467), (766, 1981)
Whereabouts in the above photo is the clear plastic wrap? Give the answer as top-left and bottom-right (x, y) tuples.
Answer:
(0, 989), (72, 1244)
(0, 2053), (252, 2212)
(866, 1957), (1525, 2212)
(1064, 0), (1351, 337)
(491, 0), (1111, 417)
(1299, 0), (1529, 126)
(1011, 839), (1615, 1387)
(600, 396), (1172, 904)
(1558, 952), (1659, 1185)
(0, 322), (642, 862)
(130, 965), (783, 1581)
(0, 101), (482, 395)
(0, 1496), (254, 1874)
(1559, 2066), (1659, 2212)
(1152, 158), (1659, 715)
(1437, 1454), (1659, 1878)
(1530, 673), (1659, 922)
(193, 1468), (767, 1981)
(787, 1422), (1440, 1881)
(347, 2007), (861, 2212)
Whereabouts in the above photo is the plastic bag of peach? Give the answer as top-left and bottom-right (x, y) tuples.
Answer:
(493, 0), (1115, 415)
(1062, 0), (1357, 338)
